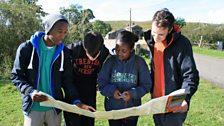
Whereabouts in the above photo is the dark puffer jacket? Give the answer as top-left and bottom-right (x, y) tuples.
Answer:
(143, 25), (199, 105)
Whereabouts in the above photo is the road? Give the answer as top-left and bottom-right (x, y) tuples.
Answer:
(194, 54), (224, 88)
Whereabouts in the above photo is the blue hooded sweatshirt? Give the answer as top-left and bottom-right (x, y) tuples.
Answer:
(98, 52), (152, 111)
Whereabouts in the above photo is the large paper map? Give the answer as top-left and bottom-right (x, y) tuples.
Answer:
(40, 89), (187, 119)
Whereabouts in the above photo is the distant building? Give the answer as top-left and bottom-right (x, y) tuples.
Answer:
(125, 25), (143, 38)
(105, 25), (143, 39)
(105, 29), (125, 39)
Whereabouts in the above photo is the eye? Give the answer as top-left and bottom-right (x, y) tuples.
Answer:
(121, 49), (127, 53)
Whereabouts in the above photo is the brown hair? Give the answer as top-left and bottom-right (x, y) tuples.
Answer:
(152, 8), (175, 30)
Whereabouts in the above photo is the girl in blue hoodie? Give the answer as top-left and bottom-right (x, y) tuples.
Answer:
(98, 30), (152, 126)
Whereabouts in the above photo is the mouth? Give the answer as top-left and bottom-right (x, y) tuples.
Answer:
(118, 56), (123, 60)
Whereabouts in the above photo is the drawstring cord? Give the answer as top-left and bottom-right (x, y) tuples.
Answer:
(28, 47), (35, 69)
(27, 46), (64, 72)
(59, 51), (64, 71)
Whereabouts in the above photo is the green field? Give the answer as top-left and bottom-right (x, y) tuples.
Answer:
(0, 79), (224, 126)
(193, 46), (224, 59)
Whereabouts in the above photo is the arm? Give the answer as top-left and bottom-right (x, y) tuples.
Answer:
(179, 39), (199, 103)
(11, 42), (36, 96)
(97, 56), (117, 98)
(128, 57), (152, 99)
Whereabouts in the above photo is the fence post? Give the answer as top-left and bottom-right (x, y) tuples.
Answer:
(199, 36), (203, 47)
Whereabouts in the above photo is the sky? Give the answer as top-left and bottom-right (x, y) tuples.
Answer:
(37, 0), (224, 24)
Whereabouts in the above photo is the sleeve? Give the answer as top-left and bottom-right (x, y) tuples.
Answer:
(178, 38), (199, 104)
(97, 56), (117, 98)
(10, 42), (36, 96)
(66, 42), (75, 58)
(61, 47), (81, 104)
(129, 56), (152, 99)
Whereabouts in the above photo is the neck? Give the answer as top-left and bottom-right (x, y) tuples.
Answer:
(44, 35), (55, 47)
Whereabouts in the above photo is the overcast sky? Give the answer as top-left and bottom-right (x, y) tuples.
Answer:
(37, 0), (224, 24)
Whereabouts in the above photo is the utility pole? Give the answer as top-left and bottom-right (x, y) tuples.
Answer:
(129, 8), (132, 32)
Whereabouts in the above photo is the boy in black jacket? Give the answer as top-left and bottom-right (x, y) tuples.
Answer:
(11, 14), (94, 126)
(64, 31), (110, 126)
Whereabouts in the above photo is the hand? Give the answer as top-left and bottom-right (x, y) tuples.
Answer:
(113, 90), (122, 99)
(76, 102), (96, 112)
(121, 91), (131, 102)
(173, 100), (188, 113)
(31, 90), (48, 102)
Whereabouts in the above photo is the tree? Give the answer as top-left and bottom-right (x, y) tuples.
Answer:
(0, 0), (43, 78)
(175, 17), (186, 28)
(92, 20), (112, 37)
(60, 4), (95, 43)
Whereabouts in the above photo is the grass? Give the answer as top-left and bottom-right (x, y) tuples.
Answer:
(1, 46), (223, 125)
(193, 46), (224, 59)
(184, 79), (224, 126)
(105, 20), (152, 31)
(0, 79), (224, 126)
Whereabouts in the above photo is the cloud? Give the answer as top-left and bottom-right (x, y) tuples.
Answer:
(85, 0), (168, 21)
(37, 0), (74, 14)
(36, 0), (224, 24)
(208, 8), (224, 24)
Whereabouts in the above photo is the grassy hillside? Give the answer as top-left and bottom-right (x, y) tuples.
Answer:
(105, 20), (152, 31)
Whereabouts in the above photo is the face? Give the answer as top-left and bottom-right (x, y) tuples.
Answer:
(151, 22), (169, 43)
(47, 21), (68, 46)
(115, 40), (132, 61)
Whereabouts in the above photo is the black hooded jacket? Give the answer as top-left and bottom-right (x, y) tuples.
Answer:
(143, 25), (199, 105)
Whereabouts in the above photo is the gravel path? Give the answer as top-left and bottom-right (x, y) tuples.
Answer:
(194, 54), (224, 88)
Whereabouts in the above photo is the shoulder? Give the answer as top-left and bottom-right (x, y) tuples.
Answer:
(17, 40), (33, 53)
(101, 44), (109, 51)
(176, 34), (191, 46)
(66, 41), (82, 50)
(135, 55), (146, 63)
(100, 45), (110, 59)
(104, 55), (116, 64)
(173, 35), (192, 52)
(66, 41), (84, 56)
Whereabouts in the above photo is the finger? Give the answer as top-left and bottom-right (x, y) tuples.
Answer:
(123, 92), (128, 95)
(180, 108), (187, 113)
(39, 95), (48, 101)
(117, 92), (122, 96)
(34, 95), (48, 102)
(89, 107), (96, 112)
(172, 107), (181, 113)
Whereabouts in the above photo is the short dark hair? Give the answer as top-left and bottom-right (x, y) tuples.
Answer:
(83, 31), (104, 57)
(116, 30), (139, 49)
(152, 8), (175, 30)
